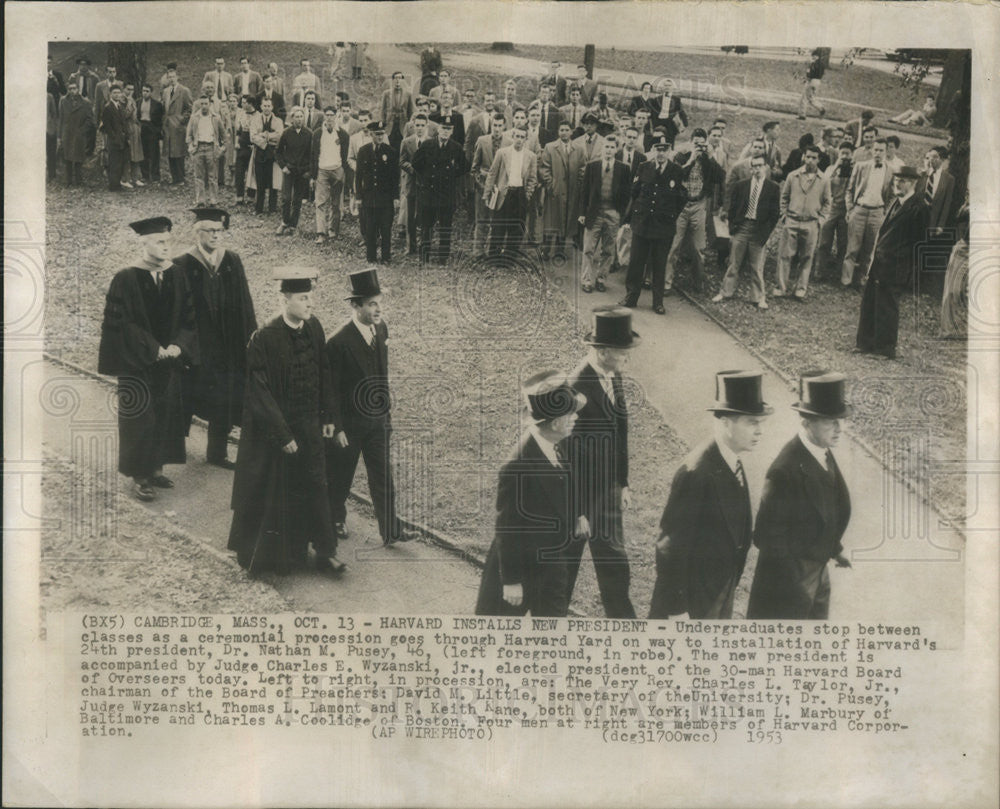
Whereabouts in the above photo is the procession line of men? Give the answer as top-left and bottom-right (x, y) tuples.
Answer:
(98, 211), (418, 579)
(476, 306), (854, 621)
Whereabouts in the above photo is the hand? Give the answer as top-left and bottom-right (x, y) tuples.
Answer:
(393, 199), (400, 212)
(322, 424), (336, 439)
(620, 486), (632, 510)
(282, 166), (291, 175)
(834, 554), (852, 569)
(166, 344), (182, 358)
(310, 179), (316, 189)
(719, 211), (728, 222)
(157, 346), (170, 360)
(502, 583), (524, 607)
(334, 431), (349, 449)
(577, 215), (585, 225)
(574, 515), (591, 541)
(282, 439), (298, 454)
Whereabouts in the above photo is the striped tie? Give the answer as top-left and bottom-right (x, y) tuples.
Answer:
(924, 173), (935, 207)
(746, 179), (760, 219)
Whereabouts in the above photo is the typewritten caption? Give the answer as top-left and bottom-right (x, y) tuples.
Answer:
(74, 615), (936, 744)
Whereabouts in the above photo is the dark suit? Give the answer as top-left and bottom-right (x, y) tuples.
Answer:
(627, 94), (658, 117)
(325, 319), (403, 543)
(616, 147), (647, 182)
(413, 137), (467, 263)
(565, 361), (635, 618)
(537, 102), (561, 147)
(747, 436), (851, 619)
(918, 168), (955, 233)
(649, 95), (687, 146)
(48, 69), (67, 99)
(648, 441), (752, 619)
(101, 101), (130, 190)
(476, 433), (573, 616)
(136, 97), (164, 181)
(355, 141), (399, 262)
(856, 193), (929, 358)
(624, 159), (689, 308)
(579, 159), (631, 227)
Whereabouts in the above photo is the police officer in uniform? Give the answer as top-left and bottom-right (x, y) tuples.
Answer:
(412, 115), (467, 264)
(355, 120), (399, 264)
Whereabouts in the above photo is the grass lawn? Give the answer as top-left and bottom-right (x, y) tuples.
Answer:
(43, 42), (964, 617)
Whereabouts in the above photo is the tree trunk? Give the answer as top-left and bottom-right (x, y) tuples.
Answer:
(584, 44), (595, 79)
(933, 50), (965, 129)
(107, 43), (147, 90)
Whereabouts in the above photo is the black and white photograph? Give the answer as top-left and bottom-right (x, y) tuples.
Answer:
(5, 2), (998, 807)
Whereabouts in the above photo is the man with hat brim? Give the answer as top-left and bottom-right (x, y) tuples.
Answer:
(413, 115), (467, 264)
(563, 307), (641, 618)
(173, 208), (257, 469)
(649, 370), (773, 619)
(476, 372), (587, 616)
(98, 217), (198, 502)
(355, 121), (400, 264)
(325, 269), (419, 546)
(572, 111), (605, 165)
(747, 372), (853, 619)
(68, 56), (100, 104)
(620, 133), (689, 314)
(227, 267), (346, 576)
(854, 164), (929, 360)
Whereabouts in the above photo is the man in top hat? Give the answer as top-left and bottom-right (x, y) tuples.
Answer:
(649, 371), (772, 619)
(355, 120), (400, 264)
(564, 307), (640, 618)
(228, 267), (346, 576)
(854, 165), (929, 360)
(620, 132), (689, 314)
(476, 372), (587, 617)
(747, 372), (852, 619)
(173, 208), (257, 468)
(326, 270), (419, 547)
(413, 116), (467, 264)
(98, 217), (198, 502)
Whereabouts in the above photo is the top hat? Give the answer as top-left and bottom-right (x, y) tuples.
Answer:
(273, 265), (318, 294)
(583, 306), (641, 348)
(191, 207), (230, 229)
(791, 371), (851, 419)
(708, 370), (774, 416)
(893, 164), (921, 180)
(129, 216), (172, 235)
(523, 371), (587, 423)
(346, 268), (382, 300)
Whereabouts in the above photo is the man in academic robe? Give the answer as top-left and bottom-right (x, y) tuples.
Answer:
(747, 372), (852, 619)
(476, 372), (587, 617)
(564, 307), (641, 619)
(228, 267), (346, 577)
(174, 208), (256, 469)
(855, 165), (929, 360)
(413, 116), (467, 264)
(355, 120), (400, 264)
(97, 217), (198, 502)
(648, 371), (772, 619)
(325, 269), (419, 547)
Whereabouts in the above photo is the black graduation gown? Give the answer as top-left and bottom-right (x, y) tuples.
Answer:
(97, 264), (198, 478)
(174, 248), (257, 429)
(227, 315), (340, 574)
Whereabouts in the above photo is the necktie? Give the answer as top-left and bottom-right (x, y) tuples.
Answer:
(825, 450), (835, 478)
(735, 458), (747, 489)
(605, 161), (611, 174)
(369, 325), (377, 348)
(154, 271), (163, 291)
(554, 441), (567, 468)
(217, 74), (223, 99)
(886, 198), (899, 222)
(746, 179), (760, 218)
(924, 172), (935, 206)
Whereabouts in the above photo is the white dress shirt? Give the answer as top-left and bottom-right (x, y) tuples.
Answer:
(528, 425), (563, 468)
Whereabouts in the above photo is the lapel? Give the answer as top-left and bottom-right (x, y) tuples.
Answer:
(522, 433), (566, 506)
(794, 438), (830, 527)
(706, 442), (744, 547)
(345, 320), (376, 376)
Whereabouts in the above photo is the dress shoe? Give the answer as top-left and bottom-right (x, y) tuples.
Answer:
(642, 279), (652, 289)
(134, 179), (145, 187)
(653, 304), (666, 315)
(208, 458), (236, 470)
(594, 281), (607, 292)
(150, 474), (174, 488)
(121, 181), (134, 189)
(757, 299), (769, 310)
(133, 481), (156, 501)
(793, 290), (807, 301)
(619, 297), (637, 308)
(581, 283), (593, 293)
(334, 523), (349, 540)
(316, 555), (347, 574)
(384, 528), (419, 546)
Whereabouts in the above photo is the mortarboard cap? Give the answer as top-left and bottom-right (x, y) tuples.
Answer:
(273, 265), (318, 294)
(129, 216), (173, 235)
(191, 207), (230, 229)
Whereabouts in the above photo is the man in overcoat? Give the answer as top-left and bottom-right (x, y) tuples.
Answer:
(227, 267), (345, 577)
(476, 372), (587, 617)
(174, 208), (257, 468)
(58, 81), (94, 186)
(97, 217), (198, 502)
(538, 121), (584, 259)
(161, 64), (193, 184)
(648, 371), (772, 619)
(413, 116), (466, 264)
(747, 372), (852, 619)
